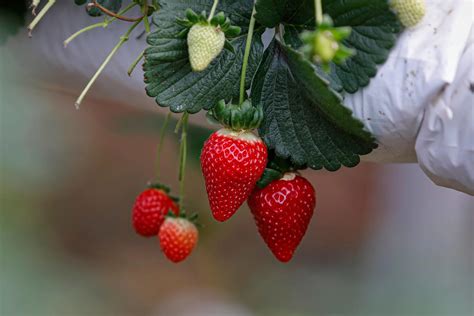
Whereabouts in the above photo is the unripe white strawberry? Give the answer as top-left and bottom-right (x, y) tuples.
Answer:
(187, 24), (225, 72)
(391, 0), (426, 27)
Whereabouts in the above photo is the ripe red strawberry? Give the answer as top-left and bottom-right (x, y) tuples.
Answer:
(132, 187), (179, 237)
(248, 173), (316, 262)
(159, 217), (198, 263)
(201, 128), (268, 222)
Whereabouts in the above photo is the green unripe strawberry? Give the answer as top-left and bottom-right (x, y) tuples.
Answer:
(391, 0), (426, 27)
(300, 15), (354, 72)
(177, 9), (241, 72)
(187, 24), (225, 72)
(313, 31), (339, 63)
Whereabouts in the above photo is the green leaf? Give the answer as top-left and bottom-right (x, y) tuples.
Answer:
(252, 38), (376, 171)
(323, 0), (401, 93)
(257, 0), (401, 94)
(144, 0), (264, 113)
(255, 0), (314, 28)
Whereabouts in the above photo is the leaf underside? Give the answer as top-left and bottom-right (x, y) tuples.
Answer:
(257, 0), (401, 93)
(252, 39), (376, 171)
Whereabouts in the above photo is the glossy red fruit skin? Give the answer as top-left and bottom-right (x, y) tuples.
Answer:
(159, 217), (198, 263)
(201, 128), (268, 222)
(248, 173), (316, 262)
(132, 189), (179, 237)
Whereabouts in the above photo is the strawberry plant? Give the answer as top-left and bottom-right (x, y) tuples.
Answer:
(20, 0), (415, 262)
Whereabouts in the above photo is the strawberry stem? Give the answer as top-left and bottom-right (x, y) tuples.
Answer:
(142, 1), (151, 33)
(208, 0), (220, 22)
(127, 49), (145, 76)
(27, 0), (56, 37)
(178, 113), (189, 209)
(91, 0), (143, 22)
(74, 18), (142, 108)
(155, 112), (172, 182)
(64, 2), (138, 47)
(238, 3), (257, 105)
(31, 0), (41, 15)
(315, 0), (323, 25)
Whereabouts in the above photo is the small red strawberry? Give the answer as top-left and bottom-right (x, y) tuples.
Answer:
(248, 172), (316, 262)
(159, 216), (198, 263)
(201, 100), (268, 222)
(132, 186), (179, 237)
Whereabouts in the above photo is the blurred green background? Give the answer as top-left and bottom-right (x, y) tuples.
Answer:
(1, 3), (473, 316)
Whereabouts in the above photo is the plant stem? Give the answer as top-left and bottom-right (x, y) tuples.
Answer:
(142, 2), (151, 33)
(155, 112), (171, 181)
(127, 49), (145, 76)
(238, 4), (257, 105)
(31, 0), (41, 15)
(64, 22), (106, 47)
(28, 0), (56, 36)
(178, 113), (189, 209)
(315, 0), (323, 25)
(74, 19), (141, 109)
(208, 0), (220, 22)
(64, 2), (138, 47)
(92, 0), (143, 22)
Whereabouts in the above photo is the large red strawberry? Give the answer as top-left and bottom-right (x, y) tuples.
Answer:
(159, 216), (198, 263)
(132, 186), (179, 237)
(201, 100), (267, 222)
(201, 129), (267, 221)
(248, 172), (316, 262)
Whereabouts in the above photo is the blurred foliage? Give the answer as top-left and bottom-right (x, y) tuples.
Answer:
(0, 1), (27, 45)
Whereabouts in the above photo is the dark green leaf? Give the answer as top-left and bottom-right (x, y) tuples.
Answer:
(144, 0), (264, 113)
(323, 0), (401, 93)
(255, 0), (314, 28)
(252, 39), (376, 171)
(258, 0), (401, 93)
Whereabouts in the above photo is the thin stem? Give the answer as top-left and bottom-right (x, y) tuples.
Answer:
(127, 49), (145, 76)
(178, 113), (189, 209)
(64, 22), (105, 47)
(74, 19), (141, 109)
(208, 0), (220, 22)
(155, 112), (172, 181)
(239, 4), (257, 105)
(91, 0), (143, 22)
(28, 0), (56, 36)
(315, 0), (323, 25)
(31, 0), (41, 15)
(174, 114), (185, 133)
(64, 2), (138, 47)
(142, 3), (151, 33)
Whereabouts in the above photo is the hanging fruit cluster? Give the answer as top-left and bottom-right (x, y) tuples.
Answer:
(23, 0), (425, 262)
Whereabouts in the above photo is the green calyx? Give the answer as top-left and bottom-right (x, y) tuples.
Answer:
(147, 182), (171, 193)
(176, 8), (241, 39)
(208, 99), (263, 131)
(256, 150), (307, 189)
(147, 182), (180, 202)
(166, 209), (200, 226)
(300, 15), (355, 71)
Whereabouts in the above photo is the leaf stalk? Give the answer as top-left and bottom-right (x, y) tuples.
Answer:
(239, 3), (257, 105)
